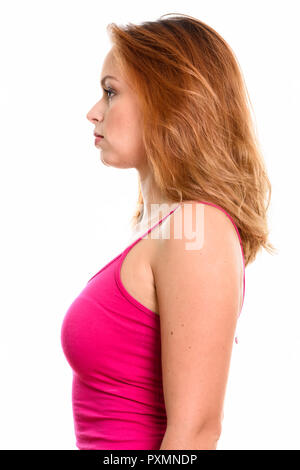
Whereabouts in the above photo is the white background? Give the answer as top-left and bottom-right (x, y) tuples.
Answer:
(0, 0), (299, 450)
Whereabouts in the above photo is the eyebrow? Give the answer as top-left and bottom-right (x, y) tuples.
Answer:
(100, 75), (118, 87)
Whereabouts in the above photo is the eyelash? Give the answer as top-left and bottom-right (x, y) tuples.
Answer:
(103, 87), (115, 100)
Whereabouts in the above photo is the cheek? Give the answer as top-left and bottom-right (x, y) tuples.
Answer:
(108, 105), (144, 154)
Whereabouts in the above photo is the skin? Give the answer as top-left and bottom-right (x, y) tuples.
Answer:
(86, 47), (243, 450)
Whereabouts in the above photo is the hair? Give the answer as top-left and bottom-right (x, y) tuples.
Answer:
(106, 12), (277, 267)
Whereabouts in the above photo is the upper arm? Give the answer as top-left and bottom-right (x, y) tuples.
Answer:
(152, 201), (243, 435)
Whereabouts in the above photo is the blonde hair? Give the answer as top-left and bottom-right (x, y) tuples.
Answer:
(107, 13), (277, 266)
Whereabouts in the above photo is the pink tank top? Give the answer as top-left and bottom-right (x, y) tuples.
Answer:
(60, 201), (245, 450)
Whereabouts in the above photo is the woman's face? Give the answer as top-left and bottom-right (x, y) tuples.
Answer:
(86, 47), (147, 170)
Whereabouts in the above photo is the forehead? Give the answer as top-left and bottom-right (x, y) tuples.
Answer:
(101, 48), (120, 79)
(100, 47), (135, 95)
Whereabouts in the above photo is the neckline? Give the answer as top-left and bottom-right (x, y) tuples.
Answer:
(87, 203), (182, 284)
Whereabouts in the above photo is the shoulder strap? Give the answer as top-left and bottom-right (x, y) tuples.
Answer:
(140, 203), (182, 240)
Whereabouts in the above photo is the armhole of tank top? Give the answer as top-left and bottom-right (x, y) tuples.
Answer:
(113, 200), (244, 344)
(114, 204), (182, 319)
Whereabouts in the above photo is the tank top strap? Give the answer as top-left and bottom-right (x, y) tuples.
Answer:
(141, 203), (182, 240)
(124, 203), (182, 254)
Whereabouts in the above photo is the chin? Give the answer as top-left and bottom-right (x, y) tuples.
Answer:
(100, 151), (137, 169)
(100, 154), (111, 167)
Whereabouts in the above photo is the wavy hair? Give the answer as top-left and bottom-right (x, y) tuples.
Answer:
(106, 12), (277, 266)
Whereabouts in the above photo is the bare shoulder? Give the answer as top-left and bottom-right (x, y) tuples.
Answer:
(151, 199), (244, 320)
(153, 200), (243, 274)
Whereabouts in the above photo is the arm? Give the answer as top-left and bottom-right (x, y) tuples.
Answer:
(152, 202), (243, 450)
(159, 423), (221, 450)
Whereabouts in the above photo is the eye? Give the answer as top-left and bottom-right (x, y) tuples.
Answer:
(103, 87), (115, 100)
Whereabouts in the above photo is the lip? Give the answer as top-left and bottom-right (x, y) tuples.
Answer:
(95, 136), (103, 145)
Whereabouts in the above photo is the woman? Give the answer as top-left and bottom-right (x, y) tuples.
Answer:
(61, 13), (276, 450)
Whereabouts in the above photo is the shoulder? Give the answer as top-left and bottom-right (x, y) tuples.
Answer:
(154, 200), (242, 267)
(151, 200), (244, 316)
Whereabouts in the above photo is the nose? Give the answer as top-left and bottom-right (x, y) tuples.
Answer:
(86, 101), (104, 124)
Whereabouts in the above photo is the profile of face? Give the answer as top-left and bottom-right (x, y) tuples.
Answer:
(86, 47), (147, 171)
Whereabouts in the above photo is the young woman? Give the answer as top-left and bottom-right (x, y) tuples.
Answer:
(61, 13), (276, 450)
